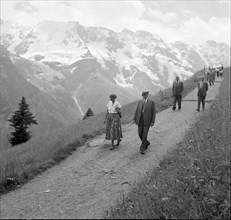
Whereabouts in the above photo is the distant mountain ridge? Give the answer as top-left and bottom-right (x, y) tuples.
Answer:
(0, 19), (230, 149)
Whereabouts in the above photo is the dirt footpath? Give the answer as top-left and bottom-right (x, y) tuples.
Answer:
(0, 80), (221, 219)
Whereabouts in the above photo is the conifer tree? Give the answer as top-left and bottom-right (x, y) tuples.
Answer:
(8, 97), (38, 146)
(82, 108), (94, 120)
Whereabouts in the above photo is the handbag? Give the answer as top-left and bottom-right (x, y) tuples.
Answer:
(118, 112), (122, 118)
(116, 107), (122, 118)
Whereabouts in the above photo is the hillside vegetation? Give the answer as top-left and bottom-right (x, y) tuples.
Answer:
(107, 67), (230, 219)
(0, 69), (203, 194)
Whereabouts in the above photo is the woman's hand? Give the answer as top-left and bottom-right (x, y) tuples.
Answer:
(115, 107), (121, 113)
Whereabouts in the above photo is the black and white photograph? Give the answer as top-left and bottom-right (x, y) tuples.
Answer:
(0, 0), (230, 219)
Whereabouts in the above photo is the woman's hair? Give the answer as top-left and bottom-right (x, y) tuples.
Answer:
(110, 94), (117, 99)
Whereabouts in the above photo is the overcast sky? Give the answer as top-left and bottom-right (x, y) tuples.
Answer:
(1, 0), (230, 45)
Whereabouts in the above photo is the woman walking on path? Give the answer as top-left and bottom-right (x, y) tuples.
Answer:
(104, 94), (123, 150)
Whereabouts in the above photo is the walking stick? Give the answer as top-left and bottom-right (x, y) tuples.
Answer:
(122, 121), (135, 132)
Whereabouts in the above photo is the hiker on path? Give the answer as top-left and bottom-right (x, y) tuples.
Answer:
(172, 76), (184, 111)
(216, 68), (220, 78)
(104, 94), (122, 150)
(133, 90), (156, 154)
(212, 68), (216, 82)
(219, 64), (224, 79)
(209, 68), (215, 86)
(197, 76), (208, 112)
(206, 67), (211, 81)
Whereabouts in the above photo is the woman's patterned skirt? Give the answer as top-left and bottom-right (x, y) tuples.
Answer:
(105, 113), (123, 140)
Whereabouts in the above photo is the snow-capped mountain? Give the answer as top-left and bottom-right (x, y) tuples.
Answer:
(0, 19), (230, 148)
(197, 40), (230, 67)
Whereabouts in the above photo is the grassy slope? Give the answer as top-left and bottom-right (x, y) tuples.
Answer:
(0, 70), (202, 194)
(107, 68), (230, 219)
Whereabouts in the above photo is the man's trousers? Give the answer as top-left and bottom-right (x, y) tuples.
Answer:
(138, 114), (150, 151)
(197, 95), (206, 111)
(173, 94), (182, 109)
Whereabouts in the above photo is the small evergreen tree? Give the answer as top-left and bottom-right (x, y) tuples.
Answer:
(82, 108), (94, 120)
(8, 97), (38, 146)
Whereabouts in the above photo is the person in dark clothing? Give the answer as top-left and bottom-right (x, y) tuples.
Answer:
(216, 68), (220, 78)
(206, 67), (211, 81)
(172, 76), (184, 110)
(219, 64), (224, 79)
(133, 90), (156, 154)
(197, 76), (208, 112)
(209, 68), (215, 86)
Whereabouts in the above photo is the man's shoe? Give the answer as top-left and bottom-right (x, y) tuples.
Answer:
(196, 109), (200, 112)
(172, 107), (176, 111)
(140, 150), (145, 154)
(178, 107), (181, 110)
(144, 141), (150, 150)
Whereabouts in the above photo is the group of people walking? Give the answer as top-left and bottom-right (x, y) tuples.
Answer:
(204, 64), (223, 86)
(104, 65), (223, 153)
(171, 74), (209, 112)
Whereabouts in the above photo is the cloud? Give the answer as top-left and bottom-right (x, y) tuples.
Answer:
(182, 9), (196, 18)
(218, 0), (230, 4)
(147, 8), (178, 24)
(0, 1), (230, 45)
(1, 1), (78, 26)
(14, 1), (38, 13)
(68, 1), (146, 29)
(1, 1), (145, 30)
(178, 16), (230, 45)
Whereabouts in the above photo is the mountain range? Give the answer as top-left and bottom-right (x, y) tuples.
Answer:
(0, 19), (230, 149)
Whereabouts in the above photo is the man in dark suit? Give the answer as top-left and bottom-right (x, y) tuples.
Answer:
(206, 67), (211, 81)
(133, 90), (156, 154)
(209, 68), (215, 86)
(219, 64), (223, 78)
(172, 76), (184, 111)
(197, 76), (208, 111)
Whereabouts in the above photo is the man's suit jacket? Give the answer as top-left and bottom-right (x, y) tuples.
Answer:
(172, 81), (184, 96)
(209, 70), (215, 80)
(197, 81), (208, 97)
(133, 99), (156, 126)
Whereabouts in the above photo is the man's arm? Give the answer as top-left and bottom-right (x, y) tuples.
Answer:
(151, 101), (156, 126)
(181, 82), (184, 95)
(133, 101), (139, 124)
